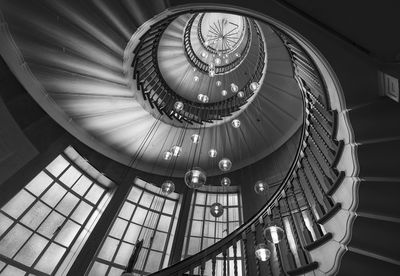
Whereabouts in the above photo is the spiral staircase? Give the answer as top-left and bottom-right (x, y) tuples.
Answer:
(0, 0), (399, 276)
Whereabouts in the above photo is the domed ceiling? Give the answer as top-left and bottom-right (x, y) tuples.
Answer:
(0, 0), (303, 177)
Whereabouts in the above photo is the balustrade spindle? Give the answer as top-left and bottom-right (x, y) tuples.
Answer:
(212, 255), (216, 276)
(283, 190), (310, 266)
(223, 249), (227, 276)
(289, 182), (314, 244)
(233, 241), (239, 276)
(298, 169), (325, 219)
(251, 224), (261, 276)
(242, 232), (250, 276)
(276, 203), (297, 271)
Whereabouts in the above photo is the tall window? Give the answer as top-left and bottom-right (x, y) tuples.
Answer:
(0, 146), (114, 276)
(88, 178), (182, 276)
(182, 186), (244, 275)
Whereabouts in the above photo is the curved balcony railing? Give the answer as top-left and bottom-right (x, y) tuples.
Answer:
(183, 13), (252, 74)
(143, 21), (345, 276)
(131, 14), (266, 124)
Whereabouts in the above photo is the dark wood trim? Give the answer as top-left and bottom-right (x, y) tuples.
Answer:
(287, 261), (319, 275)
(317, 203), (342, 224)
(304, 232), (333, 251)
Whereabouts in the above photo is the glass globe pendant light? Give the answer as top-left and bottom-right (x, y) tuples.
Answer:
(237, 91), (244, 98)
(216, 80), (222, 87)
(219, 158), (232, 172)
(263, 225), (284, 244)
(220, 177), (231, 187)
(255, 243), (271, 261)
(163, 151), (172, 160)
(221, 90), (227, 96)
(184, 167), (207, 189)
(174, 101), (184, 111)
(231, 119), (241, 128)
(210, 202), (224, 217)
(161, 180), (175, 195)
(208, 149), (217, 158)
(230, 83), (239, 93)
(254, 180), (269, 195)
(191, 134), (200, 144)
(250, 82), (259, 91)
(171, 146), (182, 157)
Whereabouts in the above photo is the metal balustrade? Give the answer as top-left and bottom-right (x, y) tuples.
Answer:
(131, 13), (266, 124)
(143, 23), (345, 276)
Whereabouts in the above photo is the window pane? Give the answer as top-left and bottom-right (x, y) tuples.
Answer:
(1, 265), (26, 276)
(25, 171), (53, 196)
(139, 192), (153, 208)
(85, 184), (104, 204)
(71, 201), (92, 224)
(157, 215), (171, 232)
(37, 211), (65, 239)
(0, 213), (13, 236)
(54, 220), (80, 247)
(114, 241), (134, 266)
(41, 183), (67, 207)
(131, 207), (147, 225)
(191, 220), (203, 237)
(72, 175), (92, 196)
(35, 243), (66, 274)
(56, 193), (79, 216)
(144, 211), (159, 228)
(21, 200), (51, 230)
(193, 206), (205, 220)
(195, 192), (206, 205)
(187, 237), (201, 255)
(152, 231), (167, 251)
(109, 218), (128, 239)
(59, 166), (81, 187)
(228, 208), (239, 221)
(109, 267), (125, 276)
(88, 262), (109, 276)
(228, 194), (238, 206)
(127, 186), (142, 203)
(0, 223), (32, 257)
(118, 202), (135, 220)
(14, 234), (48, 266)
(145, 250), (162, 273)
(46, 156), (69, 177)
(97, 237), (119, 261)
(124, 223), (141, 244)
(162, 199), (175, 215)
(206, 194), (217, 205)
(1, 190), (35, 219)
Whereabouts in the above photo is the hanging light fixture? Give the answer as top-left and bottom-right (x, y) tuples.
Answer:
(221, 90), (227, 96)
(210, 202), (224, 217)
(237, 91), (244, 98)
(254, 180), (269, 195)
(219, 158), (232, 172)
(255, 243), (271, 261)
(163, 151), (172, 160)
(216, 81), (222, 87)
(230, 83), (239, 93)
(171, 146), (182, 157)
(208, 149), (217, 158)
(191, 134), (200, 144)
(184, 167), (207, 189)
(194, 76), (199, 82)
(250, 82), (259, 91)
(214, 57), (222, 65)
(201, 51), (208, 58)
(161, 180), (175, 195)
(174, 101), (184, 111)
(220, 177), (231, 187)
(231, 119), (241, 128)
(263, 225), (284, 244)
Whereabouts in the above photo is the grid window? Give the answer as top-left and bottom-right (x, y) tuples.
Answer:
(88, 178), (182, 276)
(0, 146), (114, 275)
(182, 186), (244, 275)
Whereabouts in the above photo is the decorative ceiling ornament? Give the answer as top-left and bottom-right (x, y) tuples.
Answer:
(219, 158), (232, 172)
(237, 91), (244, 98)
(231, 119), (241, 128)
(161, 180), (175, 195)
(184, 167), (207, 189)
(250, 82), (259, 91)
(194, 76), (199, 82)
(214, 57), (222, 65)
(210, 202), (224, 217)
